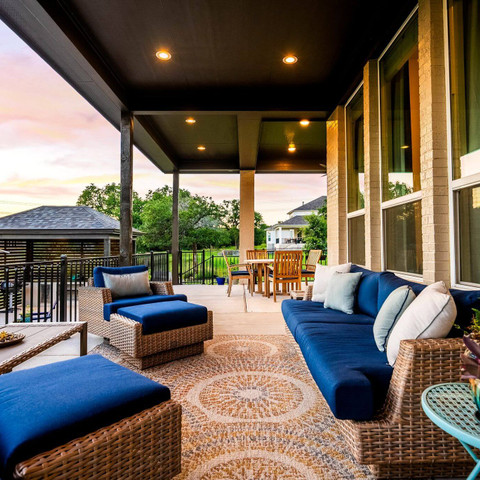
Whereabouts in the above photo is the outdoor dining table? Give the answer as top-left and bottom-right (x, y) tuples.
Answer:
(245, 258), (274, 296)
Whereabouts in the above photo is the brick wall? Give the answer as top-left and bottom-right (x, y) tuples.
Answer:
(418, 0), (451, 285)
(326, 106), (347, 265)
(363, 60), (382, 271)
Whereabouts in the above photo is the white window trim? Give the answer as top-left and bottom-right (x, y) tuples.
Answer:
(381, 191), (422, 210)
(347, 209), (365, 219)
(451, 172), (480, 191)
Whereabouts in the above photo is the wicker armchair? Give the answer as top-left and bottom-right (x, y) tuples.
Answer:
(78, 280), (174, 338)
(298, 285), (474, 478)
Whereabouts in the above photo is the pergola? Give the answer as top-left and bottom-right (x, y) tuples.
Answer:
(0, 0), (416, 282)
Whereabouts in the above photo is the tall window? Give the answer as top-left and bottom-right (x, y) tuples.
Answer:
(380, 15), (420, 201)
(448, 0), (480, 285)
(379, 12), (423, 275)
(346, 86), (365, 265)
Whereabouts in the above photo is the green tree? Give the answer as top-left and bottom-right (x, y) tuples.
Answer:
(388, 181), (413, 200)
(77, 183), (144, 229)
(303, 203), (327, 252)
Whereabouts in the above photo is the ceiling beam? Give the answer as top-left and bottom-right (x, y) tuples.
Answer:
(237, 113), (261, 170)
(178, 159), (239, 173)
(256, 157), (325, 173)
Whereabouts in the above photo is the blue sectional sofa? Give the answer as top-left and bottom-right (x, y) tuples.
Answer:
(282, 265), (480, 478)
(78, 265), (183, 338)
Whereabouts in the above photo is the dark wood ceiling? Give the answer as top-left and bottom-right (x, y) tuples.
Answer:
(1, 0), (417, 173)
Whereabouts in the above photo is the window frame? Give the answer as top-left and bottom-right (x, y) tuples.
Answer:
(378, 6), (423, 277)
(345, 82), (366, 266)
(444, 0), (480, 288)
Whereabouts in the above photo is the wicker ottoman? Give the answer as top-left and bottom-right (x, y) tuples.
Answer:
(0, 355), (181, 480)
(110, 300), (213, 369)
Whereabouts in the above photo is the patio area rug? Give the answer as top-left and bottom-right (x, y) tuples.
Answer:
(91, 335), (373, 480)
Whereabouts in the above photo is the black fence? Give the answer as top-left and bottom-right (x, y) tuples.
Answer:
(1, 249), (325, 324)
(0, 252), (167, 324)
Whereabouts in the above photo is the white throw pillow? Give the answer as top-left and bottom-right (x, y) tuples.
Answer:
(418, 280), (448, 296)
(312, 262), (351, 303)
(386, 287), (456, 366)
(103, 270), (152, 299)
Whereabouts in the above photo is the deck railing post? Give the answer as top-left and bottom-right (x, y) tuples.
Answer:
(150, 250), (155, 280)
(59, 254), (68, 322)
(202, 250), (205, 284)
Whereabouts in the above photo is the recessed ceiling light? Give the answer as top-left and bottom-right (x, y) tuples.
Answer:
(156, 50), (171, 61)
(288, 143), (296, 153)
(299, 119), (310, 126)
(283, 55), (298, 64)
(197, 145), (206, 151)
(185, 117), (196, 124)
(401, 145), (410, 149)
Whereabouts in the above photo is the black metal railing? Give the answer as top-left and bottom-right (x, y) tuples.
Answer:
(0, 252), (167, 324)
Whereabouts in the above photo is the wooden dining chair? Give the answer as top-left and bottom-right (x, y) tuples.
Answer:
(222, 250), (254, 297)
(266, 250), (303, 302)
(302, 249), (322, 285)
(246, 249), (268, 292)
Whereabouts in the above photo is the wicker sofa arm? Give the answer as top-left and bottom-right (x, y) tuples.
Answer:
(150, 281), (174, 296)
(303, 285), (313, 301)
(78, 286), (113, 306)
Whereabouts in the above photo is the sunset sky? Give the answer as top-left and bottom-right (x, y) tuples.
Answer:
(0, 20), (326, 225)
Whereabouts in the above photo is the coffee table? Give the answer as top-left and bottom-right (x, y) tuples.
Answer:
(0, 322), (87, 374)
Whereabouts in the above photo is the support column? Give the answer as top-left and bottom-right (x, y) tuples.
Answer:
(418, 0), (450, 285)
(239, 170), (255, 262)
(119, 111), (133, 267)
(326, 106), (347, 265)
(103, 237), (111, 257)
(363, 60), (382, 271)
(171, 170), (180, 285)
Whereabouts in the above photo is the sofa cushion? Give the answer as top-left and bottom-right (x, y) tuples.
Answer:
(93, 265), (148, 288)
(117, 300), (208, 335)
(324, 272), (362, 314)
(312, 263), (351, 303)
(295, 323), (392, 420)
(282, 299), (374, 339)
(377, 272), (480, 337)
(0, 355), (170, 479)
(103, 294), (187, 321)
(351, 265), (384, 318)
(103, 270), (152, 299)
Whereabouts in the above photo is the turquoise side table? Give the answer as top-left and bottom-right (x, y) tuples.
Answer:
(422, 383), (480, 480)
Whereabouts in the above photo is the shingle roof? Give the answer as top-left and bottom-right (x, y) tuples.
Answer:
(0, 206), (141, 234)
(277, 215), (309, 227)
(288, 196), (326, 215)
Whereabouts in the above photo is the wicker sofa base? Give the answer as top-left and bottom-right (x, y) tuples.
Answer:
(121, 341), (204, 369)
(13, 400), (181, 480)
(110, 310), (213, 370)
(285, 325), (475, 478)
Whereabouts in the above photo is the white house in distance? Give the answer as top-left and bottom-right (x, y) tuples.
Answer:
(266, 196), (326, 250)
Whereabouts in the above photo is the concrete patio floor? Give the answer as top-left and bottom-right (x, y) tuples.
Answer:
(12, 283), (288, 371)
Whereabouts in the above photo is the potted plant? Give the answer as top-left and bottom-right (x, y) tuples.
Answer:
(216, 277), (226, 286)
(459, 308), (480, 418)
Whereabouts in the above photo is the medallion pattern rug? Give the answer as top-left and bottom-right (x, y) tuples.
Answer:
(92, 335), (373, 480)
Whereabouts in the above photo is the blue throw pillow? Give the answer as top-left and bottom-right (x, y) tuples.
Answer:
(373, 286), (416, 352)
(324, 272), (362, 314)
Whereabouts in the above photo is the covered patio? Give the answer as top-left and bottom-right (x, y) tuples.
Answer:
(2, 0), (480, 479)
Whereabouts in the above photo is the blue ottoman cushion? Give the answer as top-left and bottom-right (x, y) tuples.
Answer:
(93, 265), (148, 288)
(0, 355), (170, 479)
(103, 294), (188, 321)
(117, 300), (208, 335)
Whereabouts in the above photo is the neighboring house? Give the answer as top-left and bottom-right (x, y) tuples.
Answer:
(266, 196), (326, 250)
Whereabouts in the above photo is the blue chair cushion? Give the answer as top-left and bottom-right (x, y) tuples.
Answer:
(0, 355), (170, 479)
(295, 322), (392, 421)
(103, 294), (187, 321)
(231, 270), (250, 276)
(351, 265), (385, 318)
(281, 299), (374, 339)
(117, 300), (208, 335)
(302, 269), (315, 275)
(93, 265), (148, 288)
